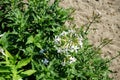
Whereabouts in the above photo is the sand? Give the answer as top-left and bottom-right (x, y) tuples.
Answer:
(59, 0), (120, 80)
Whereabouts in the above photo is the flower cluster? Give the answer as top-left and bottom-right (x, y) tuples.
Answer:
(54, 29), (83, 65)
(54, 29), (83, 54)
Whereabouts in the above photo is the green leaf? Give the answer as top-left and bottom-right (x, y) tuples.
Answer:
(0, 77), (6, 80)
(16, 58), (31, 69)
(20, 70), (36, 77)
(0, 66), (11, 73)
(0, 61), (7, 65)
(0, 11), (4, 16)
(35, 43), (42, 49)
(5, 50), (14, 59)
(26, 35), (34, 44)
(0, 33), (9, 48)
(34, 33), (41, 43)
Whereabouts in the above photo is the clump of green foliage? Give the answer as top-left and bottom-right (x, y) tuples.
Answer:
(0, 0), (111, 80)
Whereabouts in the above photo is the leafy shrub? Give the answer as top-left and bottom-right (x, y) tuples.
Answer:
(0, 0), (111, 80)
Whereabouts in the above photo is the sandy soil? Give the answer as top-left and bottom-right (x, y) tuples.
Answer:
(59, 0), (120, 80)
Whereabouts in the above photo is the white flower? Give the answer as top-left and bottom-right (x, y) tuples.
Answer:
(78, 37), (83, 48)
(54, 36), (61, 44)
(39, 49), (45, 54)
(0, 33), (4, 37)
(69, 56), (76, 64)
(70, 49), (74, 53)
(0, 48), (5, 56)
(57, 48), (63, 53)
(61, 61), (66, 66)
(79, 41), (83, 48)
(70, 45), (79, 53)
(71, 45), (79, 49)
(68, 30), (75, 33)
(42, 58), (49, 65)
(64, 48), (69, 53)
(60, 31), (68, 36)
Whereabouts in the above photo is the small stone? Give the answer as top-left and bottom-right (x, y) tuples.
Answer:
(95, 0), (99, 1)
